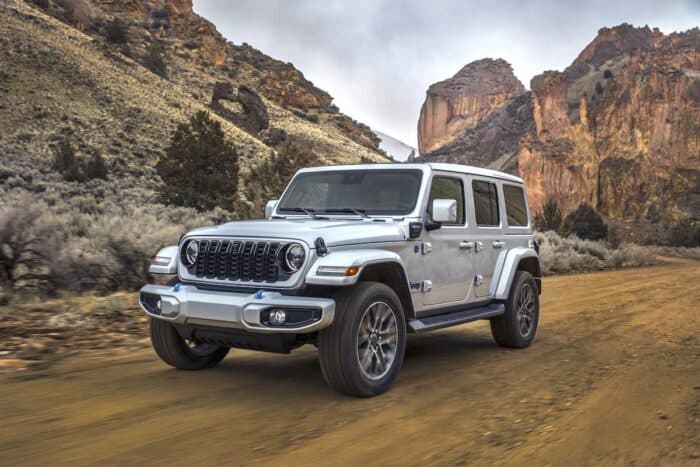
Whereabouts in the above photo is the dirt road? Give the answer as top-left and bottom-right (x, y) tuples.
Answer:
(1, 259), (699, 465)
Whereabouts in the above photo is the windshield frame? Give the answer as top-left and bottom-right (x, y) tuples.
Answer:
(275, 167), (427, 218)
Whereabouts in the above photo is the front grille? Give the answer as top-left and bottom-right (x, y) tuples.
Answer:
(190, 239), (288, 283)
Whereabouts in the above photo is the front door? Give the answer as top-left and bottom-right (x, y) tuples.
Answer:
(469, 177), (504, 298)
(421, 174), (473, 306)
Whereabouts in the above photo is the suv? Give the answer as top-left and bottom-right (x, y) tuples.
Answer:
(140, 163), (541, 396)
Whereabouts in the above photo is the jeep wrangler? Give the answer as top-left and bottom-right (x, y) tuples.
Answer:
(140, 163), (541, 397)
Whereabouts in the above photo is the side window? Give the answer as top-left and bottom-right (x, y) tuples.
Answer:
(427, 176), (465, 225)
(503, 184), (528, 227)
(472, 180), (500, 227)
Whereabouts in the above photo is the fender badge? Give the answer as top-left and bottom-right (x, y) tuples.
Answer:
(172, 283), (181, 292)
(255, 289), (265, 299)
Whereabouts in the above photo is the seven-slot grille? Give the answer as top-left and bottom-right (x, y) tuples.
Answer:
(189, 239), (289, 283)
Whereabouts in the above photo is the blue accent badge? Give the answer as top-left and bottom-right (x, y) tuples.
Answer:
(173, 283), (181, 292)
(255, 289), (265, 299)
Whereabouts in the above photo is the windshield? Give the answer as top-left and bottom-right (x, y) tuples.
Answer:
(277, 169), (423, 216)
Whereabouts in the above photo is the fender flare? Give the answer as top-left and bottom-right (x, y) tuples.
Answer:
(492, 247), (541, 300)
(305, 249), (406, 286)
(149, 245), (179, 274)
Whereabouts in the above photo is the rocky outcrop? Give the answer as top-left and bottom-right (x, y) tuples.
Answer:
(520, 25), (700, 236)
(418, 58), (525, 155)
(420, 92), (534, 174)
(417, 24), (699, 241)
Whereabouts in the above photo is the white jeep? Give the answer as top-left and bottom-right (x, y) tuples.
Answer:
(140, 163), (541, 396)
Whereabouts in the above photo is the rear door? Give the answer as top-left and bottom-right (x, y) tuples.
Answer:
(501, 182), (532, 250)
(469, 177), (504, 298)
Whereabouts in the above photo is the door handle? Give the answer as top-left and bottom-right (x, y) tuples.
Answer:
(459, 241), (476, 250)
(492, 241), (505, 249)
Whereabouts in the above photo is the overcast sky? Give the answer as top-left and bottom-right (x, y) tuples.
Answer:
(193, 0), (699, 148)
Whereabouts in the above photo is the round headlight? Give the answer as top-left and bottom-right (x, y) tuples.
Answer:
(183, 240), (199, 266)
(283, 243), (305, 272)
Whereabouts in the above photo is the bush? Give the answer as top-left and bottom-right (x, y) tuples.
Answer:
(0, 197), (60, 292)
(156, 111), (239, 211)
(533, 199), (563, 232)
(535, 231), (656, 275)
(105, 18), (128, 44)
(246, 140), (319, 201)
(668, 218), (700, 247)
(52, 138), (108, 182)
(561, 203), (608, 241)
(143, 41), (167, 78)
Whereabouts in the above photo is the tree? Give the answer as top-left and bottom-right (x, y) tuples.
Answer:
(144, 41), (167, 78)
(246, 140), (319, 200)
(533, 199), (563, 232)
(561, 203), (608, 241)
(156, 111), (239, 211)
(105, 18), (128, 44)
(0, 201), (55, 290)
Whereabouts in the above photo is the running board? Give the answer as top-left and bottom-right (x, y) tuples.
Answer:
(408, 303), (505, 333)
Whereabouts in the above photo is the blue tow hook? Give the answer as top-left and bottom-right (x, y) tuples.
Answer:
(173, 282), (181, 292)
(255, 289), (265, 299)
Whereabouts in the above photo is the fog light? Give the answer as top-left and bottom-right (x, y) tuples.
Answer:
(269, 309), (287, 325)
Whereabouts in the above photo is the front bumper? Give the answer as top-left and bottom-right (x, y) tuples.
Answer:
(139, 284), (335, 334)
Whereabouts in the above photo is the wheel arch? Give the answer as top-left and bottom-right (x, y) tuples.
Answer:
(493, 247), (542, 300)
(356, 262), (415, 320)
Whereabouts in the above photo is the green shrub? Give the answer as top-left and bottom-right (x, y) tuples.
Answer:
(143, 41), (167, 78)
(105, 18), (128, 44)
(246, 140), (319, 201)
(533, 199), (563, 232)
(561, 203), (608, 241)
(52, 138), (108, 182)
(156, 111), (239, 211)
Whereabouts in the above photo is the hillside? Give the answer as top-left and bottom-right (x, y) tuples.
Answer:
(0, 0), (387, 210)
(417, 25), (700, 243)
(0, 0), (388, 295)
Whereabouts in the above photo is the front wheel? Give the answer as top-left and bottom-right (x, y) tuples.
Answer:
(149, 318), (229, 370)
(490, 271), (539, 348)
(318, 282), (406, 397)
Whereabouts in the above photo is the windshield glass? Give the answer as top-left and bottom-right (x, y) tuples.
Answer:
(277, 169), (423, 216)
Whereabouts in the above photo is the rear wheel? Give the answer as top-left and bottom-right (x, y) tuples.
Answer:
(490, 271), (539, 348)
(318, 282), (406, 397)
(149, 318), (229, 370)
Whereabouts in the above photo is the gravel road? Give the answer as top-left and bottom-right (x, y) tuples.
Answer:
(1, 259), (699, 465)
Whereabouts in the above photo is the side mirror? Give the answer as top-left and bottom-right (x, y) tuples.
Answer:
(265, 199), (278, 218)
(432, 199), (457, 224)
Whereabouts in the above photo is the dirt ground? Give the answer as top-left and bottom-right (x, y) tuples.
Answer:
(1, 259), (699, 466)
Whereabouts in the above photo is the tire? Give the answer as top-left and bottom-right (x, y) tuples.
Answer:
(490, 271), (539, 348)
(149, 318), (229, 370)
(318, 282), (407, 397)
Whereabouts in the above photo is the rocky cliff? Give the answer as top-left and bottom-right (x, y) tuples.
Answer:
(417, 25), (700, 241)
(418, 59), (526, 155)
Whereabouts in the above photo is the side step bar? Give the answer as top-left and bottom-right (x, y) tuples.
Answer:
(408, 303), (505, 333)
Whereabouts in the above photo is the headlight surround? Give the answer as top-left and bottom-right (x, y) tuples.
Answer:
(283, 243), (305, 272)
(182, 239), (199, 266)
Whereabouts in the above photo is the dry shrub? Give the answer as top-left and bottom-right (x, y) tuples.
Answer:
(535, 230), (657, 275)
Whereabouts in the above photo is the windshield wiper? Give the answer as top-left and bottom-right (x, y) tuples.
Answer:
(321, 208), (370, 219)
(281, 207), (320, 219)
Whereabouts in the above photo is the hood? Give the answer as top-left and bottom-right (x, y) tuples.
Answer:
(185, 218), (410, 248)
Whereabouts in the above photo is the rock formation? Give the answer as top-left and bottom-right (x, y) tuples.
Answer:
(417, 25), (700, 241)
(418, 59), (526, 155)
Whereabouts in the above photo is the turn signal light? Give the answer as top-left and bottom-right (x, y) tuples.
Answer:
(345, 266), (359, 276)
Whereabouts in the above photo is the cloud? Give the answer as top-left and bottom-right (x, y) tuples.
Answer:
(194, 0), (699, 147)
